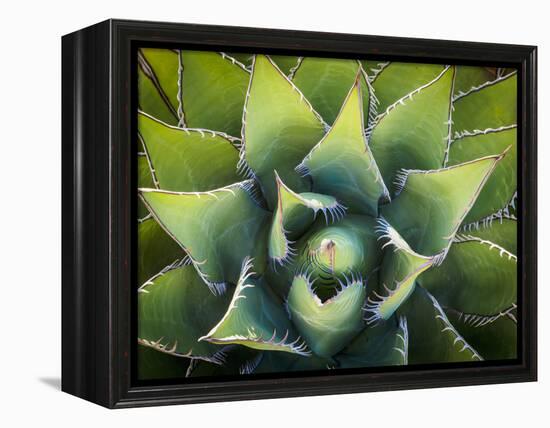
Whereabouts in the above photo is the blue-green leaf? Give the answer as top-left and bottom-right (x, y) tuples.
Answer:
(381, 153), (505, 257)
(336, 316), (408, 368)
(287, 272), (366, 358)
(400, 287), (483, 364)
(297, 77), (389, 216)
(200, 258), (310, 355)
(418, 233), (517, 315)
(138, 264), (231, 362)
(140, 181), (270, 291)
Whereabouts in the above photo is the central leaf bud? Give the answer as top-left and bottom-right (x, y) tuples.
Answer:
(307, 229), (364, 281)
(296, 216), (382, 300)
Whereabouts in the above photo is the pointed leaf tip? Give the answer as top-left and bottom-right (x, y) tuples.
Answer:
(201, 258), (310, 355)
(138, 264), (232, 362)
(242, 55), (327, 208)
(381, 151), (504, 257)
(448, 127), (516, 223)
(292, 57), (369, 125)
(139, 182), (270, 287)
(370, 66), (455, 190)
(269, 172), (346, 266)
(298, 79), (388, 216)
(365, 220), (434, 323)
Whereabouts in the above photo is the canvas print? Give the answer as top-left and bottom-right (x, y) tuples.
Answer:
(136, 49), (517, 380)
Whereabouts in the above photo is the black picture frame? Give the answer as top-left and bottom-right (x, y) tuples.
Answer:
(61, 19), (537, 408)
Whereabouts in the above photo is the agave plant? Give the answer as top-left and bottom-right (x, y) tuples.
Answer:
(137, 49), (518, 379)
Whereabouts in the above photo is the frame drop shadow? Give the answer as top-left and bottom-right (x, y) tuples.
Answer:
(38, 377), (61, 390)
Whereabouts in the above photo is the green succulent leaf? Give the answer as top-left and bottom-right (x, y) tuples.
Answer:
(270, 55), (302, 75)
(137, 153), (155, 188)
(303, 216), (382, 278)
(286, 272), (366, 358)
(181, 50), (249, 136)
(242, 55), (327, 208)
(137, 153), (156, 218)
(372, 62), (446, 113)
(269, 172), (346, 266)
(138, 264), (232, 362)
(452, 72), (517, 134)
(139, 181), (270, 289)
(360, 60), (388, 81)
(292, 57), (370, 125)
(418, 234), (517, 315)
(448, 127), (516, 223)
(254, 350), (333, 373)
(187, 345), (262, 377)
(135, 48), (518, 376)
(445, 306), (517, 360)
(462, 217), (517, 254)
(400, 287), (483, 364)
(200, 258), (310, 355)
(297, 77), (389, 216)
(453, 66), (497, 96)
(225, 53), (253, 67)
(369, 66), (454, 189)
(336, 315), (408, 368)
(365, 220), (434, 323)
(461, 191), (517, 233)
(137, 49), (180, 125)
(140, 49), (181, 117)
(381, 153), (504, 256)
(137, 344), (191, 380)
(137, 218), (186, 287)
(225, 54), (301, 76)
(138, 112), (241, 192)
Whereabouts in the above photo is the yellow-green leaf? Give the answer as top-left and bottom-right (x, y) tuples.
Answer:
(138, 112), (240, 192)
(448, 127), (516, 223)
(181, 51), (249, 136)
(370, 66), (454, 189)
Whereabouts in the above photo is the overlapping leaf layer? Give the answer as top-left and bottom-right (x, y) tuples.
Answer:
(136, 49), (518, 378)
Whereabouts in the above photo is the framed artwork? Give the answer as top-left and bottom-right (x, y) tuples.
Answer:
(62, 19), (537, 408)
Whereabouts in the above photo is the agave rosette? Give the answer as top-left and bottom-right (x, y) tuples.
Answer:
(137, 49), (518, 379)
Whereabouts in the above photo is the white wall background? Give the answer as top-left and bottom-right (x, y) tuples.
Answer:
(0, 0), (546, 425)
